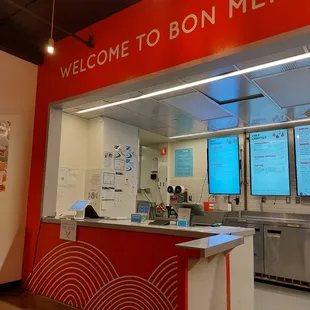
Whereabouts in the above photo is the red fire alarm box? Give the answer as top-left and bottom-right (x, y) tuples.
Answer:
(160, 147), (167, 156)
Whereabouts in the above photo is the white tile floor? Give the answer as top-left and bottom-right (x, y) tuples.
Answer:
(255, 282), (310, 310)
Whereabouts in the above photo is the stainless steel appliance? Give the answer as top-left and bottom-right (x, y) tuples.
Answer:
(224, 211), (310, 289)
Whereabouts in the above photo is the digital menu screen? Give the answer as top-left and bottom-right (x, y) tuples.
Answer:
(294, 125), (310, 196)
(207, 136), (240, 195)
(250, 129), (290, 196)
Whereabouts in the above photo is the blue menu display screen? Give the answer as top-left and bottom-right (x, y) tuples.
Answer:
(250, 129), (290, 196)
(207, 136), (240, 195)
(294, 125), (310, 196)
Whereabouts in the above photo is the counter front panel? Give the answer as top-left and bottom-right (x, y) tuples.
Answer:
(25, 222), (197, 310)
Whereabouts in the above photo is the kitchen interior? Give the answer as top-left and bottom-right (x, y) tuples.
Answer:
(135, 46), (310, 291)
(61, 43), (310, 295)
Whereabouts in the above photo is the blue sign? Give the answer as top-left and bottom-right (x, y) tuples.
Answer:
(175, 148), (193, 177)
(177, 219), (190, 227)
(131, 214), (142, 223)
(295, 126), (310, 196)
(208, 136), (240, 195)
(138, 203), (150, 214)
(250, 129), (290, 196)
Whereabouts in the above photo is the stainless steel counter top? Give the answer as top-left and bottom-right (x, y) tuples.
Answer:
(225, 211), (310, 229)
(42, 217), (255, 238)
(176, 235), (244, 258)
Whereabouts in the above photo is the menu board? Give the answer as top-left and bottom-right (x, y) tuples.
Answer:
(250, 129), (290, 196)
(294, 125), (310, 196)
(207, 136), (240, 195)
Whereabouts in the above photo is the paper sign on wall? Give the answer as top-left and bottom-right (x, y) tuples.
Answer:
(104, 151), (114, 169)
(115, 172), (124, 190)
(175, 148), (193, 177)
(67, 170), (77, 187)
(0, 120), (10, 193)
(114, 159), (125, 171)
(88, 189), (98, 200)
(60, 220), (77, 242)
(58, 168), (77, 187)
(114, 144), (137, 172)
(102, 187), (115, 200)
(103, 172), (115, 185)
(114, 190), (123, 207)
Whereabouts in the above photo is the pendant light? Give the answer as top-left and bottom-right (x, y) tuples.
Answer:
(47, 0), (55, 54)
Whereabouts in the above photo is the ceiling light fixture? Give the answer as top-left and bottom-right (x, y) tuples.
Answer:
(169, 118), (310, 139)
(47, 0), (56, 54)
(76, 52), (310, 114)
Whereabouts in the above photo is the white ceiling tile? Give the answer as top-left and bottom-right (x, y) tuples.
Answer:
(182, 67), (235, 83)
(237, 47), (305, 69)
(163, 92), (231, 120)
(205, 117), (244, 131)
(75, 100), (120, 112)
(103, 109), (166, 131)
(222, 97), (287, 126)
(237, 47), (310, 79)
(197, 75), (261, 102)
(173, 120), (208, 136)
(152, 119), (208, 137)
(255, 67), (310, 108)
(283, 103), (310, 120)
(140, 81), (195, 100)
(156, 112), (198, 127)
(63, 107), (79, 113)
(122, 99), (178, 119)
(104, 92), (141, 103)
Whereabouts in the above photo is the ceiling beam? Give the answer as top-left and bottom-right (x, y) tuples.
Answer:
(3, 0), (94, 49)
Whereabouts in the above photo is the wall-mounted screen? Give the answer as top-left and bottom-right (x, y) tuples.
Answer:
(249, 129), (290, 196)
(294, 125), (310, 196)
(207, 136), (240, 195)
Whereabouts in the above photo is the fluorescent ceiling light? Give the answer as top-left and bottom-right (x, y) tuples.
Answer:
(169, 119), (310, 139)
(77, 52), (310, 114)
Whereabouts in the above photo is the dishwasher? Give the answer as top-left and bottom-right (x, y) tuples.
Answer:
(223, 219), (264, 274)
(264, 225), (310, 283)
(224, 211), (310, 288)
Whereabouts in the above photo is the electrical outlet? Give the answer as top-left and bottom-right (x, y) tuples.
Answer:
(295, 196), (301, 204)
(286, 197), (291, 204)
(261, 197), (266, 203)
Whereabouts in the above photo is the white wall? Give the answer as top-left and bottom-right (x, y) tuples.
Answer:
(44, 113), (103, 217)
(84, 117), (104, 214)
(50, 115), (139, 218)
(100, 118), (139, 217)
(59, 113), (88, 170)
(0, 51), (37, 284)
(138, 144), (169, 205)
(168, 129), (310, 214)
(56, 113), (89, 216)
(138, 146), (159, 202)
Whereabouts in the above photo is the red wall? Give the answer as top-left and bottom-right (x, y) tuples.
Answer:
(23, 0), (310, 279)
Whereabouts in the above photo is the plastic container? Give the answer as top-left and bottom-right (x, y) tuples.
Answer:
(204, 201), (215, 212)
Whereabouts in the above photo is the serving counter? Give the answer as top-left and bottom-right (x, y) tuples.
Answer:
(25, 218), (255, 310)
